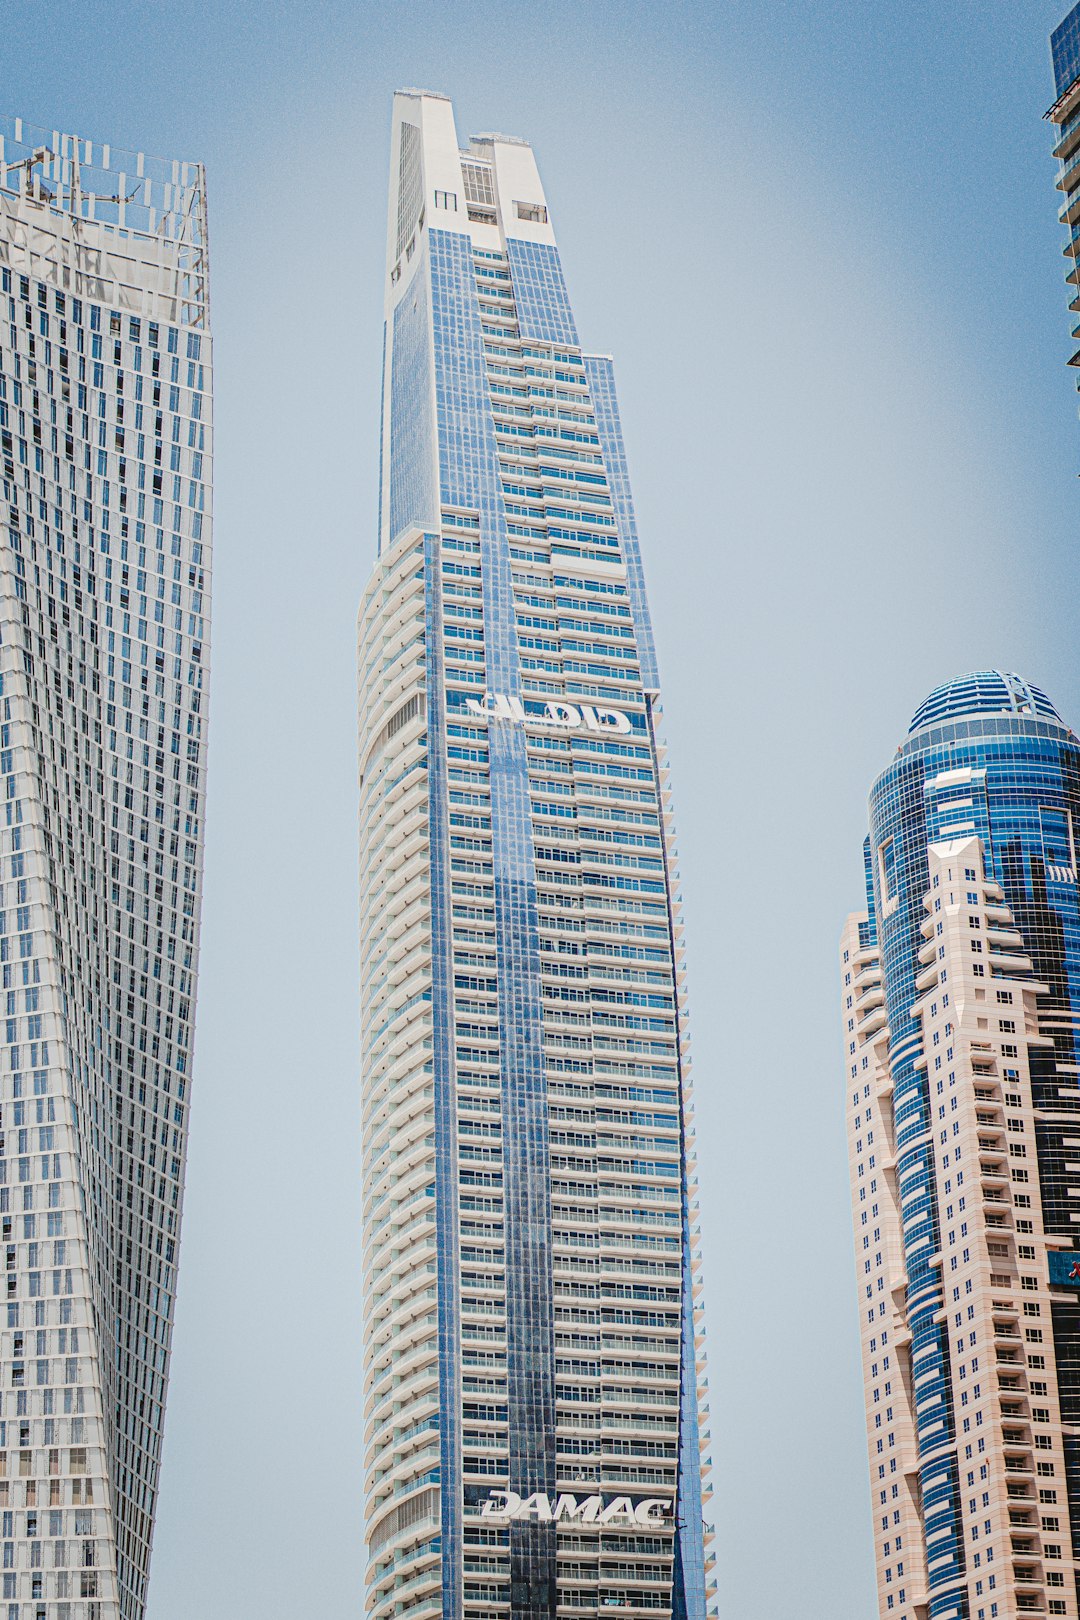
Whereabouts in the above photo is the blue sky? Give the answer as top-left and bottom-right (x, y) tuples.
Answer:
(4, 1), (1078, 1615)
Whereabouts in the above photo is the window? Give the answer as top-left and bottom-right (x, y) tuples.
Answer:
(879, 840), (897, 902)
(1041, 806), (1074, 871)
(515, 201), (548, 223)
(435, 190), (458, 211)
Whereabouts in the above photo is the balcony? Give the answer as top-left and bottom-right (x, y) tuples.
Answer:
(988, 949), (1035, 975)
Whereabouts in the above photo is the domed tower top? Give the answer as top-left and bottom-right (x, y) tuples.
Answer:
(907, 670), (1063, 734)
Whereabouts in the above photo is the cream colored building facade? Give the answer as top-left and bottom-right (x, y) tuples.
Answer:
(844, 674), (1080, 1620)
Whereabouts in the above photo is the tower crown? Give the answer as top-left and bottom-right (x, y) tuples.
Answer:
(907, 669), (1062, 733)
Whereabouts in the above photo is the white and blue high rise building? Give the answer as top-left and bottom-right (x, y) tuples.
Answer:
(0, 119), (210, 1620)
(358, 91), (714, 1620)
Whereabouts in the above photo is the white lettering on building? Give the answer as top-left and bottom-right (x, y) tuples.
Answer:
(463, 691), (632, 736)
(478, 1489), (672, 1526)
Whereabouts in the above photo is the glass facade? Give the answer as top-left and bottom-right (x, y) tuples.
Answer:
(359, 91), (714, 1620)
(0, 119), (210, 1620)
(1048, 6), (1080, 385)
(1054, 4), (1080, 102)
(843, 672), (1080, 1620)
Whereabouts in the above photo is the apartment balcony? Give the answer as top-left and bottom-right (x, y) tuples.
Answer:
(1054, 113), (1080, 161)
(370, 1558), (441, 1613)
(1059, 149), (1080, 199)
(369, 1593), (440, 1620)
(987, 949), (1034, 975)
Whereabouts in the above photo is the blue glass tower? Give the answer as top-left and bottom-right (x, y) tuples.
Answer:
(844, 673), (1080, 1620)
(358, 92), (714, 1620)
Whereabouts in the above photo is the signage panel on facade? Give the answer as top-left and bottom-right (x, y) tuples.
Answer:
(478, 1489), (673, 1526)
(461, 691), (633, 736)
(1049, 1250), (1080, 1287)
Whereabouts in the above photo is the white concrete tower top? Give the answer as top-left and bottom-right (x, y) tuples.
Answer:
(385, 89), (559, 314)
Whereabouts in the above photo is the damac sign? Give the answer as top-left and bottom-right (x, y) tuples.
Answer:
(479, 1489), (672, 1526)
(463, 691), (632, 736)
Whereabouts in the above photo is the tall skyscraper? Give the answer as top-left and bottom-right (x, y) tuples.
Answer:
(842, 671), (1080, 1620)
(358, 91), (713, 1620)
(1048, 3), (1080, 384)
(0, 119), (210, 1619)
